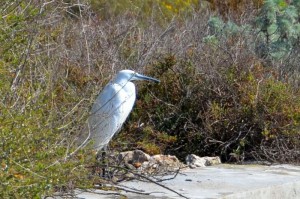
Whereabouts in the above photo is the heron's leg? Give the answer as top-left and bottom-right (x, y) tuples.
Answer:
(96, 145), (108, 178)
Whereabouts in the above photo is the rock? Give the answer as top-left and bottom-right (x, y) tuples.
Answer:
(117, 151), (187, 174)
(151, 154), (180, 166)
(124, 173), (135, 179)
(186, 154), (206, 168)
(203, 156), (221, 166)
(186, 154), (221, 168)
(117, 150), (151, 165)
(141, 154), (186, 173)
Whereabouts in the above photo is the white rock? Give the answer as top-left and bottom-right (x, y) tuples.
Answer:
(186, 154), (221, 168)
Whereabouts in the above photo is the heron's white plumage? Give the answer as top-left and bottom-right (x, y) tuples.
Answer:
(87, 70), (159, 151)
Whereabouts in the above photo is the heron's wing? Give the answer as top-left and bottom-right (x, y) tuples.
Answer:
(90, 83), (118, 119)
(88, 83), (119, 142)
(88, 83), (136, 150)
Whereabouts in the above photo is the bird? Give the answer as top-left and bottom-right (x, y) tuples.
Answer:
(86, 69), (160, 152)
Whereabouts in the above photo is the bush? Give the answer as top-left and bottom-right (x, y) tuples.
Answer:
(0, 1), (95, 197)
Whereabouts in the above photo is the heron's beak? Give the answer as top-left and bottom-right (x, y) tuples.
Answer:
(135, 73), (160, 83)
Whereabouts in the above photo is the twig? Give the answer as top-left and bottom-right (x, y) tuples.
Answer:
(68, 123), (91, 158)
(112, 185), (151, 195)
(11, 159), (46, 179)
(107, 165), (190, 199)
(78, 189), (126, 197)
(131, 170), (189, 199)
(61, 98), (87, 120)
(77, 0), (91, 73)
(255, 79), (263, 104)
(46, 123), (91, 169)
(155, 168), (181, 182)
(139, 18), (175, 66)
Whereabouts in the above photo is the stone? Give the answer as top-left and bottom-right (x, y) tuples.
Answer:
(117, 151), (186, 173)
(151, 154), (180, 166)
(117, 150), (151, 165)
(203, 156), (221, 166)
(141, 154), (186, 173)
(186, 154), (221, 168)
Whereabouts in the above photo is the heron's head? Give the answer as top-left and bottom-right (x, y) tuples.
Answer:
(114, 70), (160, 85)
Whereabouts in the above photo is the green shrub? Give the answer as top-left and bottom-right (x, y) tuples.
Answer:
(0, 2), (94, 197)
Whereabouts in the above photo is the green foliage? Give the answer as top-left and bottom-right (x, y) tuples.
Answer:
(205, 16), (251, 47)
(0, 2), (94, 197)
(208, 16), (226, 34)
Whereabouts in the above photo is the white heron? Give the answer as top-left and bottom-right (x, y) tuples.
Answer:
(87, 70), (160, 152)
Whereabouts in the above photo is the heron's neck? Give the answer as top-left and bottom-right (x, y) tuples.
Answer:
(113, 77), (131, 87)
